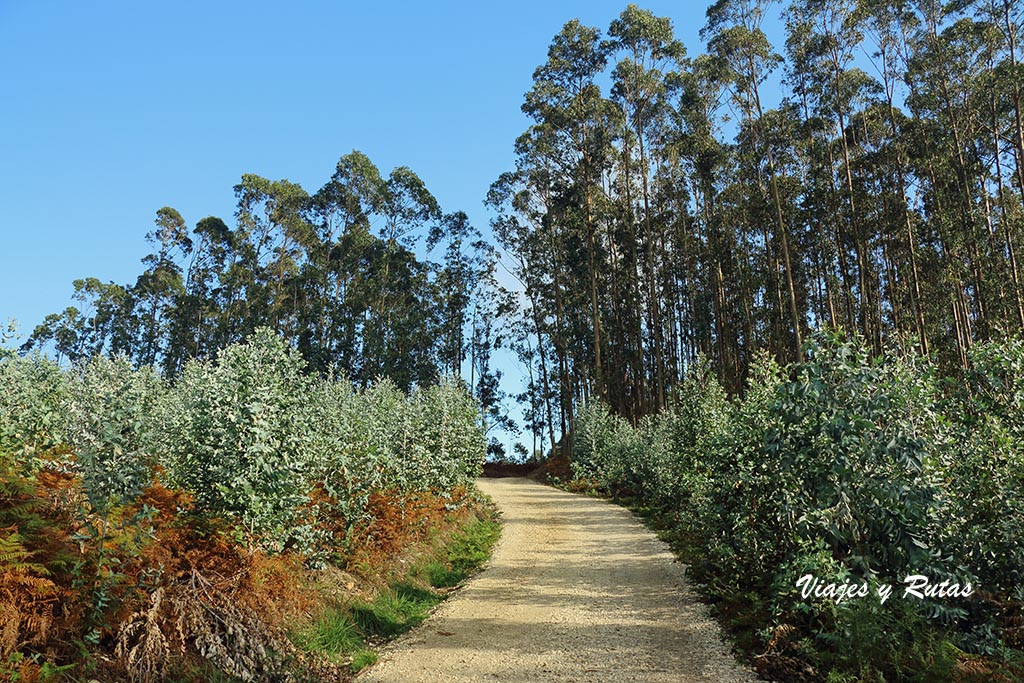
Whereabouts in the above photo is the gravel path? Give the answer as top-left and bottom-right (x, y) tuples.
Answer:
(359, 477), (759, 683)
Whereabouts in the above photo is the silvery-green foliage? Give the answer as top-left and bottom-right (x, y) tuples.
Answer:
(570, 333), (992, 662)
(938, 339), (1024, 595)
(0, 353), (70, 460)
(151, 330), (486, 555)
(657, 358), (732, 509)
(301, 378), (370, 524)
(346, 378), (410, 491)
(67, 354), (164, 510)
(153, 328), (312, 548)
(606, 417), (652, 494)
(302, 378), (412, 556)
(420, 379), (487, 489)
(573, 398), (690, 500)
(2, 326), (486, 559)
(688, 352), (787, 576)
(570, 401), (623, 488)
(634, 414), (675, 505)
(289, 375), (485, 561)
(1, 319), (17, 349)
(389, 383), (429, 493)
(720, 335), (946, 583)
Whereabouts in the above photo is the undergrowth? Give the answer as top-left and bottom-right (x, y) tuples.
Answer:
(291, 511), (500, 673)
(564, 332), (1024, 682)
(0, 330), (492, 682)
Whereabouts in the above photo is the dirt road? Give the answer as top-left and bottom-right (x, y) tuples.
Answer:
(359, 477), (758, 683)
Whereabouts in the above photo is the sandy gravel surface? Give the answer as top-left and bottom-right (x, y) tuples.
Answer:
(358, 477), (759, 683)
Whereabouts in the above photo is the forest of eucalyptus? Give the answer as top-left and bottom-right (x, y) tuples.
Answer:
(23, 0), (1024, 453)
(24, 153), (516, 441)
(489, 0), (1024, 454)
(492, 3), (1024, 676)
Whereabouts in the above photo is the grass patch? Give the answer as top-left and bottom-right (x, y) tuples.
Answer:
(352, 582), (443, 638)
(294, 608), (363, 659)
(424, 517), (500, 589)
(425, 559), (458, 588)
(293, 506), (501, 674)
(351, 649), (378, 670)
(294, 587), (438, 672)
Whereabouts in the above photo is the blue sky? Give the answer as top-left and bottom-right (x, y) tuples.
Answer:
(0, 1), (786, 453)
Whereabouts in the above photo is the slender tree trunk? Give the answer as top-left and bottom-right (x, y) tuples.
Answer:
(751, 86), (803, 361)
(636, 127), (666, 410)
(1005, 1), (1024, 214)
(992, 94), (1024, 329)
(883, 91), (930, 353)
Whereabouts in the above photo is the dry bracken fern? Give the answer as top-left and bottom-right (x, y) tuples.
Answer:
(0, 532), (58, 658)
(168, 569), (294, 682)
(115, 587), (170, 683)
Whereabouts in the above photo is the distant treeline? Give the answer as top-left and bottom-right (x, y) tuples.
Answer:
(25, 152), (513, 433)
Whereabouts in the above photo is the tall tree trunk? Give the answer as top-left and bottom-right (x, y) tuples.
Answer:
(637, 128), (666, 410)
(755, 90), (804, 361)
(992, 93), (1024, 329)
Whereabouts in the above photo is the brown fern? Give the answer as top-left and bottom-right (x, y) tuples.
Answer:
(0, 531), (59, 658)
(115, 587), (170, 683)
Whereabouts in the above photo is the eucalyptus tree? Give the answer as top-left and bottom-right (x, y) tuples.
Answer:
(968, 0), (1024, 333)
(784, 0), (891, 350)
(232, 175), (312, 342)
(429, 211), (489, 379)
(160, 216), (234, 374)
(468, 266), (518, 453)
(671, 54), (751, 389)
(522, 19), (614, 404)
(995, 0), (1024, 222)
(487, 168), (566, 449)
(902, 1), (992, 365)
(858, 0), (931, 351)
(703, 0), (805, 361)
(135, 207), (192, 368)
(363, 166), (441, 385)
(29, 151), (472, 399)
(606, 4), (687, 408)
(303, 151), (383, 375)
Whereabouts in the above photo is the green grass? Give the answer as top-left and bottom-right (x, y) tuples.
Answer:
(292, 511), (501, 674)
(425, 558), (458, 587)
(423, 517), (500, 589)
(293, 607), (378, 673)
(352, 582), (443, 638)
(294, 609), (363, 657)
(351, 649), (378, 670)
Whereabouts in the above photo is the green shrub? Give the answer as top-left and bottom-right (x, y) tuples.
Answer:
(0, 353), (69, 461)
(1, 327), (486, 560)
(153, 328), (312, 548)
(939, 340), (1024, 597)
(570, 331), (1024, 679)
(69, 354), (164, 510)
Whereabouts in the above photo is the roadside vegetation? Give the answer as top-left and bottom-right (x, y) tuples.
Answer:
(0, 329), (493, 682)
(566, 331), (1024, 683)
(291, 512), (500, 674)
(10, 1), (1024, 680)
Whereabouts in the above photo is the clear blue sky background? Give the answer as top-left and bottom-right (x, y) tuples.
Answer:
(0, 1), (786, 454)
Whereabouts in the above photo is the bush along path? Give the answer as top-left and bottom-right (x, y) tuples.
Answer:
(359, 477), (757, 683)
(0, 329), (491, 682)
(568, 332), (1024, 682)
(293, 506), (501, 676)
